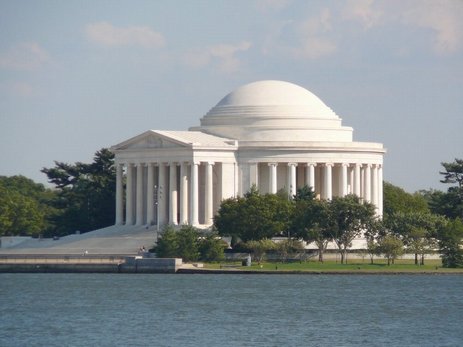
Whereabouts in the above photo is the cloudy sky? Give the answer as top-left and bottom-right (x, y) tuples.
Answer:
(1, 0), (462, 192)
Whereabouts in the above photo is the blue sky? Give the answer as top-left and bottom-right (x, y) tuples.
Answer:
(1, 0), (462, 192)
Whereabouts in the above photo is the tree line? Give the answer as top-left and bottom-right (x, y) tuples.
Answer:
(0, 148), (115, 237)
(1, 150), (462, 267)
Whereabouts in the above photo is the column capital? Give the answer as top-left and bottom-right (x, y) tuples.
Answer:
(340, 163), (349, 167)
(287, 162), (297, 167)
(324, 162), (334, 167)
(306, 163), (317, 167)
(268, 162), (278, 167)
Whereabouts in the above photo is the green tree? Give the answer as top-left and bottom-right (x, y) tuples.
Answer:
(290, 195), (331, 262)
(275, 239), (304, 262)
(155, 225), (179, 258)
(243, 239), (276, 264)
(328, 195), (377, 264)
(385, 211), (445, 265)
(41, 148), (116, 235)
(440, 158), (463, 192)
(0, 176), (55, 236)
(383, 181), (429, 218)
(378, 234), (404, 266)
(176, 225), (200, 262)
(422, 159), (463, 220)
(198, 233), (227, 261)
(293, 185), (316, 202)
(437, 218), (463, 268)
(214, 186), (292, 242)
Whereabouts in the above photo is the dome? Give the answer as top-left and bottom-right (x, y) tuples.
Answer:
(216, 80), (332, 110)
(190, 80), (353, 142)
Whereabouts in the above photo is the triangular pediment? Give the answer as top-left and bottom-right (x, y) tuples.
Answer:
(112, 130), (191, 151)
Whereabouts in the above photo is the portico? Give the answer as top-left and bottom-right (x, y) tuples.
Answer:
(111, 80), (385, 229)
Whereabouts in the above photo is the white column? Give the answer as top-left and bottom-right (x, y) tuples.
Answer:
(190, 162), (199, 226)
(158, 163), (167, 227)
(169, 163), (178, 225)
(378, 164), (383, 217)
(364, 164), (371, 202)
(372, 164), (379, 209)
(180, 162), (189, 225)
(115, 163), (124, 225)
(305, 163), (316, 190)
(341, 163), (348, 196)
(205, 162), (214, 225)
(324, 163), (333, 200)
(354, 164), (361, 197)
(146, 163), (155, 226)
(348, 166), (354, 194)
(288, 163), (297, 198)
(136, 163), (144, 226)
(268, 163), (277, 194)
(126, 163), (134, 225)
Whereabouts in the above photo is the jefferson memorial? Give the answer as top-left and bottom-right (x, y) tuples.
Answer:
(111, 80), (385, 229)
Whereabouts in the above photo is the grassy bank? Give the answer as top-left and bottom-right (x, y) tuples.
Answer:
(205, 259), (463, 273)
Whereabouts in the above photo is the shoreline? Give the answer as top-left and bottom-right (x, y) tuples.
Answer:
(1, 263), (462, 275)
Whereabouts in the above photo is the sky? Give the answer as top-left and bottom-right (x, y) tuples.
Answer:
(0, 0), (462, 193)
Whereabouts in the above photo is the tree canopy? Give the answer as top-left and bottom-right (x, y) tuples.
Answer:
(0, 176), (55, 236)
(383, 181), (429, 218)
(327, 195), (377, 264)
(41, 148), (116, 235)
(214, 186), (292, 242)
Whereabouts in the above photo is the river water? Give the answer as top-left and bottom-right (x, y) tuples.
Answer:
(1, 273), (462, 347)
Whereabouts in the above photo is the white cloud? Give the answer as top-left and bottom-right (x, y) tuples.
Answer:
(0, 42), (50, 70)
(184, 41), (252, 73)
(293, 9), (337, 59)
(343, 0), (383, 29)
(85, 22), (165, 48)
(399, 0), (462, 54)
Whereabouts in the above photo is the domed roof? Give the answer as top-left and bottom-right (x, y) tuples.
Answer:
(190, 80), (353, 142)
(216, 80), (331, 109)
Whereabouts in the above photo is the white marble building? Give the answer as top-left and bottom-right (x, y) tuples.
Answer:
(111, 80), (385, 229)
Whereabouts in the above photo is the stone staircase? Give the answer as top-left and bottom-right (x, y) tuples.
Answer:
(0, 225), (159, 256)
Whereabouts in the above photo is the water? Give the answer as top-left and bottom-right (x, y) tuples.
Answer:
(1, 273), (462, 347)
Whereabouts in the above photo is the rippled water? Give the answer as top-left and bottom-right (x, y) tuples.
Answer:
(1, 273), (462, 347)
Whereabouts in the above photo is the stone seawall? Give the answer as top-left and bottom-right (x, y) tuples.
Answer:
(0, 256), (182, 273)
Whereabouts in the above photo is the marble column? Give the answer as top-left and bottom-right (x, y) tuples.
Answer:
(288, 163), (297, 198)
(126, 163), (134, 225)
(158, 163), (167, 226)
(348, 165), (354, 194)
(354, 164), (361, 197)
(190, 162), (199, 226)
(136, 163), (144, 226)
(305, 163), (316, 190)
(268, 163), (277, 194)
(364, 164), (371, 202)
(372, 164), (379, 208)
(205, 162), (214, 225)
(115, 163), (124, 225)
(378, 164), (383, 217)
(179, 162), (189, 225)
(341, 163), (348, 196)
(324, 163), (333, 200)
(169, 163), (178, 225)
(146, 163), (155, 226)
